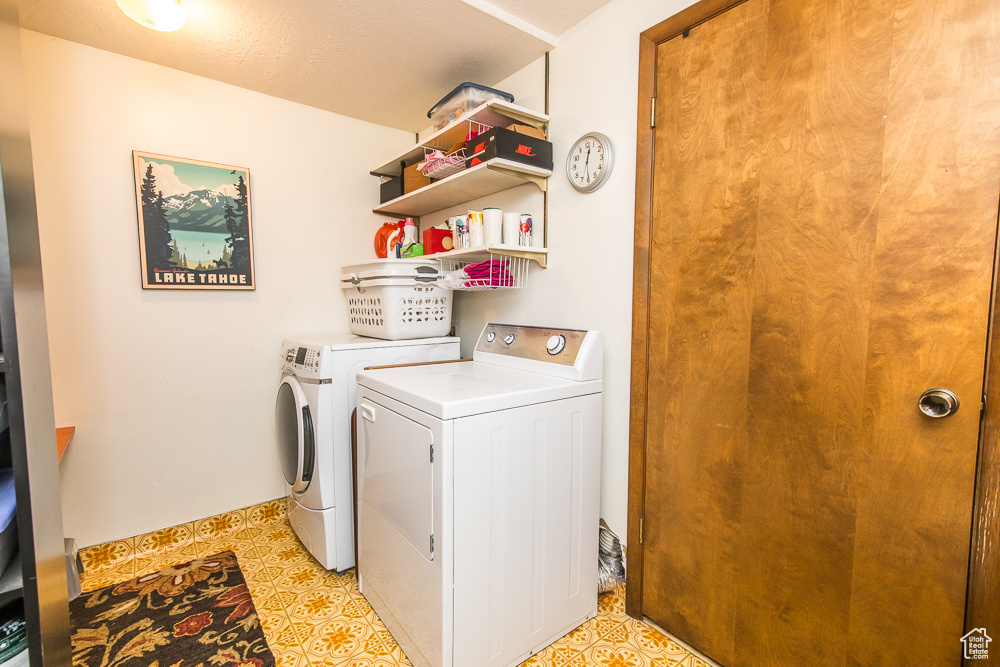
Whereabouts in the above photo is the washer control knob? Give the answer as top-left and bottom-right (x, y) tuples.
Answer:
(285, 348), (296, 362)
(504, 334), (516, 346)
(486, 332), (496, 343)
(546, 334), (567, 355)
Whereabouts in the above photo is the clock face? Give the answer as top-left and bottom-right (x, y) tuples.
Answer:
(566, 133), (614, 192)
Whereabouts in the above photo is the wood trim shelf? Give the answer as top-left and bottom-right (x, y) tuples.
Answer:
(430, 244), (547, 270)
(373, 159), (550, 218)
(370, 100), (550, 177)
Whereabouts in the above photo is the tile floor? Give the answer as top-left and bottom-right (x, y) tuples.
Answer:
(78, 499), (708, 667)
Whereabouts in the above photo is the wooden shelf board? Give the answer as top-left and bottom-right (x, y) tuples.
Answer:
(429, 244), (547, 262)
(373, 159), (550, 218)
(371, 100), (550, 177)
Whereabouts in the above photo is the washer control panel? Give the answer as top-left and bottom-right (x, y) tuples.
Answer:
(475, 324), (587, 367)
(285, 345), (321, 372)
(546, 334), (567, 355)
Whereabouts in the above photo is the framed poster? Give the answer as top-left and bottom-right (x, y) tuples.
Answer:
(133, 151), (255, 290)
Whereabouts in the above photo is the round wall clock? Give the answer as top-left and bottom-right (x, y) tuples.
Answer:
(566, 132), (615, 192)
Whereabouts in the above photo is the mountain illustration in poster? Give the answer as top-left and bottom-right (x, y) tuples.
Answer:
(133, 151), (255, 290)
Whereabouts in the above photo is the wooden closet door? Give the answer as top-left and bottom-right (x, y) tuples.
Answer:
(637, 0), (1000, 665)
(641, 0), (766, 663)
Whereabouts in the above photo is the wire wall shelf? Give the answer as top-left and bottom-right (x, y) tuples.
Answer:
(438, 253), (530, 291)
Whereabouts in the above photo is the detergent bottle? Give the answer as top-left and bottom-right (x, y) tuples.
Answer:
(390, 220), (406, 258)
(374, 221), (398, 259)
(403, 217), (418, 245)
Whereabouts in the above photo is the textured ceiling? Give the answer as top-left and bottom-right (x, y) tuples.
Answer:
(19, 0), (611, 132)
(483, 0), (612, 36)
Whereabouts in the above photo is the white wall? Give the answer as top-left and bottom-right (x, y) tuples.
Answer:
(451, 0), (696, 540)
(23, 0), (696, 547)
(21, 31), (412, 547)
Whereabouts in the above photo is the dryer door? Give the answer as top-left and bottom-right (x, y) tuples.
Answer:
(359, 401), (434, 560)
(275, 375), (315, 493)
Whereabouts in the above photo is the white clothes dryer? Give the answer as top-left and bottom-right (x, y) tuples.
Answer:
(275, 334), (459, 571)
(356, 324), (603, 667)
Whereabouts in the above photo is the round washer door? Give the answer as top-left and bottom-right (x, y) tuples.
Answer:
(275, 375), (314, 493)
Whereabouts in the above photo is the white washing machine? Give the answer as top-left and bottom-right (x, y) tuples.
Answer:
(356, 324), (603, 667)
(275, 334), (460, 572)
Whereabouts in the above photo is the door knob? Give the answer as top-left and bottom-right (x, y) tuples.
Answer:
(918, 388), (960, 418)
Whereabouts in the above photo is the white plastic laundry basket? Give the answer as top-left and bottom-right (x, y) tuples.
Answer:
(340, 260), (453, 340)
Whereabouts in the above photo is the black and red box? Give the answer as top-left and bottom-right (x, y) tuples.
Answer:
(465, 126), (553, 171)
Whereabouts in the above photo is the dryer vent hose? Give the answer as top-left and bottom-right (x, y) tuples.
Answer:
(597, 519), (625, 594)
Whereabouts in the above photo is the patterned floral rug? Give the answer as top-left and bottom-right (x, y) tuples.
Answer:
(70, 551), (275, 667)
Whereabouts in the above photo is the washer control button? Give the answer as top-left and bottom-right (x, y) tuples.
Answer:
(504, 334), (516, 346)
(546, 334), (567, 355)
(486, 332), (496, 343)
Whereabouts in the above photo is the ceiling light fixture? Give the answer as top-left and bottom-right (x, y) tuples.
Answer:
(116, 0), (185, 32)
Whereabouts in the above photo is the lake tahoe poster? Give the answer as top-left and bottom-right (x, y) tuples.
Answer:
(133, 151), (255, 290)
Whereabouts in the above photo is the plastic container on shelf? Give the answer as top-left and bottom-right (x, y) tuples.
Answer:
(340, 259), (453, 340)
(428, 83), (514, 131)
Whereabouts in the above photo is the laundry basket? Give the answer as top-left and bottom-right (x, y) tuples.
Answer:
(340, 259), (453, 340)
